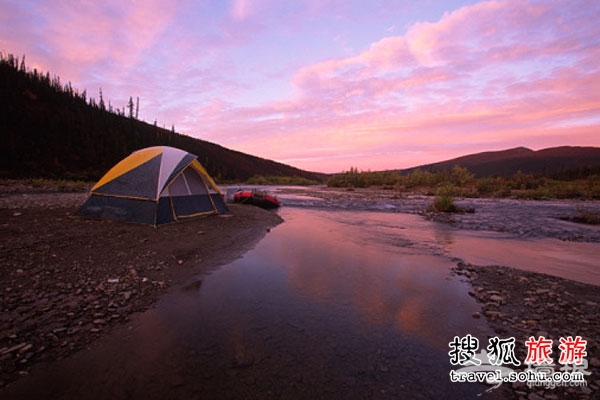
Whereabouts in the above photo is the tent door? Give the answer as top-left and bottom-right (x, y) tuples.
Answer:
(165, 167), (218, 219)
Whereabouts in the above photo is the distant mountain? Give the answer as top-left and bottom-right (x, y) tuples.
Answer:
(402, 146), (600, 178)
(0, 54), (325, 183)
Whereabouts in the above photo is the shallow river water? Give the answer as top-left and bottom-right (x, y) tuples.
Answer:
(6, 199), (599, 399)
(7, 207), (503, 399)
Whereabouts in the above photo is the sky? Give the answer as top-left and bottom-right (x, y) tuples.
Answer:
(1, 0), (599, 173)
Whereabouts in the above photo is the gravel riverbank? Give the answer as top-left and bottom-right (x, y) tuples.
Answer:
(453, 262), (599, 399)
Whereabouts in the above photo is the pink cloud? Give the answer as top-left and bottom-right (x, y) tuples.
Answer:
(219, 0), (600, 171)
(41, 0), (179, 72)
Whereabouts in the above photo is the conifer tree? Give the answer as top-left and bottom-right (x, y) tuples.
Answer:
(128, 96), (134, 118)
(99, 88), (106, 110)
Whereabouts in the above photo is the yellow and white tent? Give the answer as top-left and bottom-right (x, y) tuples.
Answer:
(76, 146), (227, 225)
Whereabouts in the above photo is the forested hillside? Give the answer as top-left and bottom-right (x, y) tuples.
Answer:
(0, 54), (324, 183)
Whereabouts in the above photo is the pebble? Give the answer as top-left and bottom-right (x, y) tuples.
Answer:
(19, 344), (33, 353)
(170, 375), (185, 387)
(484, 310), (500, 318)
(0, 343), (27, 356)
(527, 392), (545, 400)
(580, 386), (592, 395)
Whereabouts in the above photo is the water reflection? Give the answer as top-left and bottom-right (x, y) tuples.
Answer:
(260, 210), (486, 346)
(444, 231), (600, 285)
(4, 208), (496, 400)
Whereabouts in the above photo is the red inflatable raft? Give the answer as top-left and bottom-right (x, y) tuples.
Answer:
(233, 189), (281, 209)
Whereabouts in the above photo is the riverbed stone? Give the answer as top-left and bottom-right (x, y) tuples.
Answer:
(527, 392), (545, 400)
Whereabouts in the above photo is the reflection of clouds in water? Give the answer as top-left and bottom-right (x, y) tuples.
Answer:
(446, 233), (600, 286)
(258, 208), (482, 348)
(277, 197), (600, 286)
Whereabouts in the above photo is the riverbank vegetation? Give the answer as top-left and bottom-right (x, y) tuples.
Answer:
(0, 178), (91, 192)
(246, 175), (321, 186)
(327, 166), (600, 200)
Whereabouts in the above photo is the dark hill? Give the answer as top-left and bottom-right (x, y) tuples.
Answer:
(0, 54), (325, 182)
(402, 146), (600, 178)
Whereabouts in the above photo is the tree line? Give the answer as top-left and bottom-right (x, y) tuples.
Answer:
(328, 166), (600, 199)
(0, 53), (324, 183)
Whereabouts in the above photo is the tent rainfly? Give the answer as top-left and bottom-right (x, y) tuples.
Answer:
(76, 146), (227, 226)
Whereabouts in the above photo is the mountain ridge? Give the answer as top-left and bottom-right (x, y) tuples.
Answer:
(400, 146), (600, 178)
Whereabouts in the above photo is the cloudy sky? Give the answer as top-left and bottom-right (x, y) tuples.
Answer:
(1, 0), (599, 173)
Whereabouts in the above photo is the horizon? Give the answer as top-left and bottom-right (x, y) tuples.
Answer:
(1, 0), (600, 174)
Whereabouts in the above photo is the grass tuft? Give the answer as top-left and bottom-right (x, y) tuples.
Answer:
(428, 184), (459, 212)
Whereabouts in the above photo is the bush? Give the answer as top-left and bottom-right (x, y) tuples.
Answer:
(572, 206), (600, 225)
(428, 184), (458, 212)
(246, 175), (320, 186)
(476, 177), (502, 196)
(247, 175), (269, 185)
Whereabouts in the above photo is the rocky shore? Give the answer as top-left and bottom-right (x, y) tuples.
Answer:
(0, 190), (283, 387)
(453, 262), (600, 400)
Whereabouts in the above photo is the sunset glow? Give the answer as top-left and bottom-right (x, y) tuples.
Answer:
(1, 0), (599, 173)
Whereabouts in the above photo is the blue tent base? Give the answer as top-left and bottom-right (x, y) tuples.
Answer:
(75, 194), (228, 226)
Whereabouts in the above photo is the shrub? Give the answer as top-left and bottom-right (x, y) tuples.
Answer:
(428, 184), (458, 212)
(476, 177), (503, 196)
(572, 206), (600, 225)
(247, 175), (269, 185)
(451, 165), (475, 186)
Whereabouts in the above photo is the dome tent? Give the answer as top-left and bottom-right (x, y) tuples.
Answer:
(76, 146), (227, 226)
